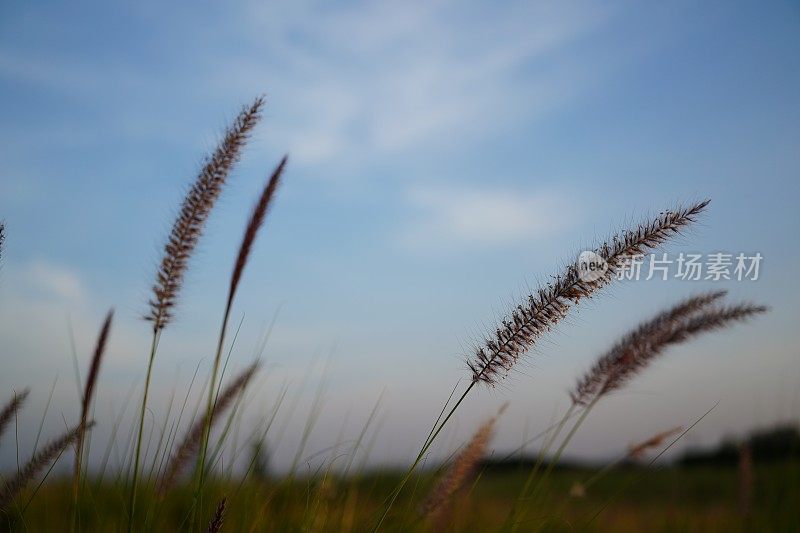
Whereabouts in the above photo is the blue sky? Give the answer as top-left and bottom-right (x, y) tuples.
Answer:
(0, 1), (798, 471)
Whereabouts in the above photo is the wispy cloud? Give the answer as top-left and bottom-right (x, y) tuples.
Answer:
(219, 1), (616, 166)
(0, 261), (139, 375)
(399, 184), (575, 250)
(0, 1), (617, 171)
(22, 260), (87, 304)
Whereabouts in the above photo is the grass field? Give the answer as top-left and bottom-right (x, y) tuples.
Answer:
(0, 100), (786, 532)
(4, 462), (797, 531)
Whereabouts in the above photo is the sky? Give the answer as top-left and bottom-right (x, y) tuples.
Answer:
(0, 0), (799, 473)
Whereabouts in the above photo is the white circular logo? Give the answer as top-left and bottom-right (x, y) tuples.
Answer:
(577, 250), (608, 282)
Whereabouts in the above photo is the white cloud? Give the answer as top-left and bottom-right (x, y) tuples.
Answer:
(400, 184), (575, 249)
(231, 1), (615, 166)
(0, 1), (619, 171)
(23, 260), (87, 303)
(0, 260), (150, 386)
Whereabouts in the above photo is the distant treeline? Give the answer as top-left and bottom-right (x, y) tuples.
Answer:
(678, 425), (800, 467)
(480, 425), (800, 472)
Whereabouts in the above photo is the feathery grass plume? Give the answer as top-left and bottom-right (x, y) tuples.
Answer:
(0, 221), (5, 262)
(131, 98), (264, 531)
(0, 389), (30, 444)
(627, 426), (683, 459)
(0, 421), (94, 510)
(146, 96), (265, 332)
(194, 157), (287, 510)
(377, 201), (711, 530)
(227, 156), (287, 314)
(73, 311), (113, 495)
(469, 200), (710, 386)
(573, 301), (767, 406)
(571, 290), (727, 404)
(207, 497), (227, 533)
(420, 404), (507, 518)
(159, 362), (260, 494)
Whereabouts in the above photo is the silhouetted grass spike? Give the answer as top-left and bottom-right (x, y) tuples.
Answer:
(208, 497), (227, 533)
(469, 200), (711, 386)
(74, 310), (113, 488)
(628, 426), (683, 459)
(421, 404), (507, 518)
(571, 290), (727, 404)
(159, 362), (260, 493)
(227, 156), (287, 313)
(572, 297), (767, 406)
(146, 96), (265, 331)
(0, 421), (94, 510)
(0, 388), (30, 444)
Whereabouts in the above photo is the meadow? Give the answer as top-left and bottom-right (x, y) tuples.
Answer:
(9, 462), (800, 531)
(0, 97), (783, 532)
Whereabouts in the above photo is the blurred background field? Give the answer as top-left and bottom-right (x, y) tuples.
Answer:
(1, 2), (799, 531)
(5, 426), (799, 531)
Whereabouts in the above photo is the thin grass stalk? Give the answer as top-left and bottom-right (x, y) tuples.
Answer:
(233, 382), (289, 496)
(127, 330), (160, 529)
(568, 425), (683, 503)
(339, 395), (384, 532)
(627, 426), (683, 460)
(275, 367), (329, 523)
(527, 395), (600, 508)
(129, 97), (264, 532)
(207, 367), (259, 475)
(518, 301), (766, 527)
(581, 403), (717, 527)
(513, 403), (577, 513)
(420, 404), (506, 520)
(496, 409), (583, 463)
(247, 363), (332, 528)
(193, 157), (286, 523)
(159, 362), (259, 495)
(521, 303), (765, 524)
(343, 390), (385, 478)
(19, 425), (91, 518)
(147, 363), (205, 527)
(72, 310), (113, 528)
(0, 422), (94, 511)
(289, 362), (328, 475)
(146, 377), (178, 483)
(32, 378), (57, 454)
(153, 360), (205, 485)
(97, 379), (139, 485)
(141, 388), (179, 531)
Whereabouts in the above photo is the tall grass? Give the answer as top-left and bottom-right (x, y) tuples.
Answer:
(130, 97), (265, 530)
(193, 156), (287, 525)
(159, 362), (260, 495)
(0, 99), (780, 531)
(374, 200), (712, 529)
(1, 422), (94, 511)
(420, 404), (507, 523)
(71, 310), (113, 530)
